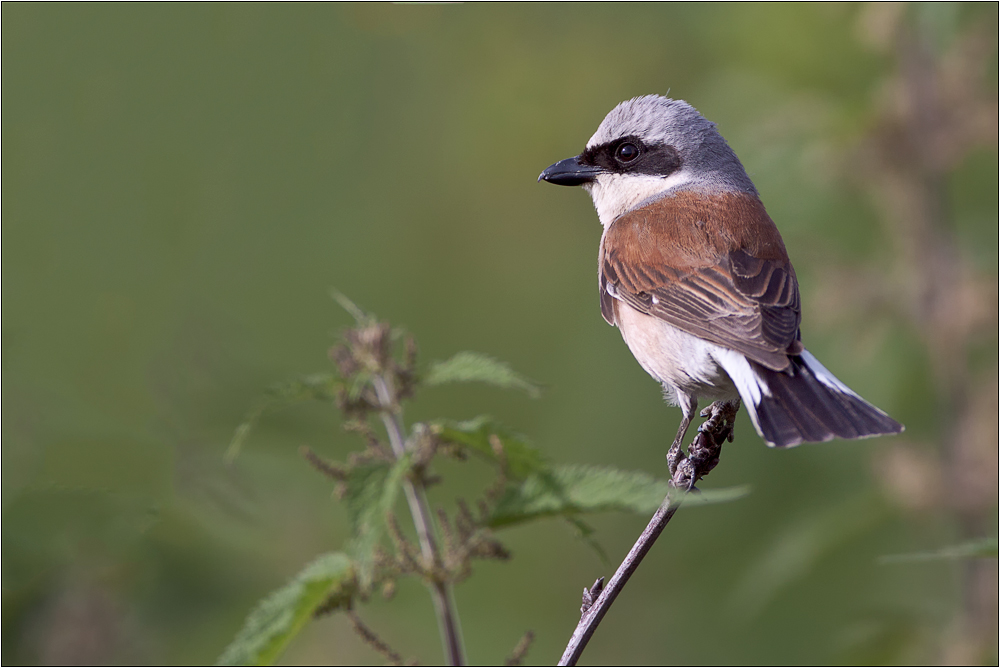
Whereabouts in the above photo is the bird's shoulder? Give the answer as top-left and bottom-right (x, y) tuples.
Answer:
(603, 189), (789, 268)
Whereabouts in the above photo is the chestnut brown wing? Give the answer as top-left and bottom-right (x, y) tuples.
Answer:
(599, 192), (802, 371)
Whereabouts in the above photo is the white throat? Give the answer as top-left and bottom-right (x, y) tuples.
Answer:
(584, 171), (694, 227)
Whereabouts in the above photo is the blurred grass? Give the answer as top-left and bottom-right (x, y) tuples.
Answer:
(3, 3), (997, 665)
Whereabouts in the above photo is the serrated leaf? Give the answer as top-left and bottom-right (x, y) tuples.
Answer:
(344, 454), (412, 587)
(217, 552), (355, 666)
(433, 416), (548, 479)
(426, 351), (541, 398)
(226, 373), (341, 463)
(879, 537), (998, 564)
(341, 461), (391, 533)
(488, 464), (749, 527)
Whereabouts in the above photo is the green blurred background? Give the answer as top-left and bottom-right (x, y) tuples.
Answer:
(3, 3), (997, 665)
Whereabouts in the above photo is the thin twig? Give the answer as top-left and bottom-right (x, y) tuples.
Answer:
(385, 512), (424, 575)
(373, 375), (467, 666)
(504, 630), (535, 666)
(559, 491), (683, 666)
(347, 611), (406, 666)
(558, 401), (738, 666)
(299, 445), (348, 480)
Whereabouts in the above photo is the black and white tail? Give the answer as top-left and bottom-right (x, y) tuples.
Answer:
(722, 350), (904, 448)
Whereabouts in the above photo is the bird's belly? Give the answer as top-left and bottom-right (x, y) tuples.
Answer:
(615, 304), (738, 406)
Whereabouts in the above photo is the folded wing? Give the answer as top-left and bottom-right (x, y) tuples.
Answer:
(599, 191), (801, 371)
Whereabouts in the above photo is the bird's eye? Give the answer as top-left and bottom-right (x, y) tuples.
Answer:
(615, 142), (640, 163)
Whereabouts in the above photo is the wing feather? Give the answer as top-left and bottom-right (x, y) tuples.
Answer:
(599, 191), (801, 371)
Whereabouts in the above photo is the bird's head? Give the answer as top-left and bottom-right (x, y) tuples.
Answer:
(539, 95), (756, 226)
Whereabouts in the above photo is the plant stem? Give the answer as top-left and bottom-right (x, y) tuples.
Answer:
(558, 493), (683, 666)
(373, 375), (467, 666)
(558, 400), (737, 666)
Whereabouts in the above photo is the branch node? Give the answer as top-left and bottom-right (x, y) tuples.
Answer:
(580, 577), (605, 614)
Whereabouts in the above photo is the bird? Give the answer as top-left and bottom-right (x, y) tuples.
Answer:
(539, 95), (903, 451)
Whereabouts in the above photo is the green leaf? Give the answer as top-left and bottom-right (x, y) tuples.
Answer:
(433, 416), (549, 479)
(225, 373), (341, 463)
(341, 461), (391, 533)
(425, 351), (541, 398)
(488, 464), (749, 527)
(344, 454), (412, 588)
(879, 537), (998, 564)
(217, 552), (355, 666)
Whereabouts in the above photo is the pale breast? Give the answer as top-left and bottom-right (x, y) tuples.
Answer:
(614, 302), (740, 406)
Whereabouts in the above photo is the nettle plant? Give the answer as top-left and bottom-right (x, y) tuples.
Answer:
(218, 297), (738, 666)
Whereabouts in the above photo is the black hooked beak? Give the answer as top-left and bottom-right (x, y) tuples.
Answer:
(538, 156), (604, 186)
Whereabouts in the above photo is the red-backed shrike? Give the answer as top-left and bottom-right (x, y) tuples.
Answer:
(540, 95), (903, 450)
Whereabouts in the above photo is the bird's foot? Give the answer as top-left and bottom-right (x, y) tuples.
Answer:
(669, 400), (740, 490)
(666, 438), (684, 477)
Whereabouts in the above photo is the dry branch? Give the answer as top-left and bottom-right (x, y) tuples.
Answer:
(558, 401), (739, 666)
